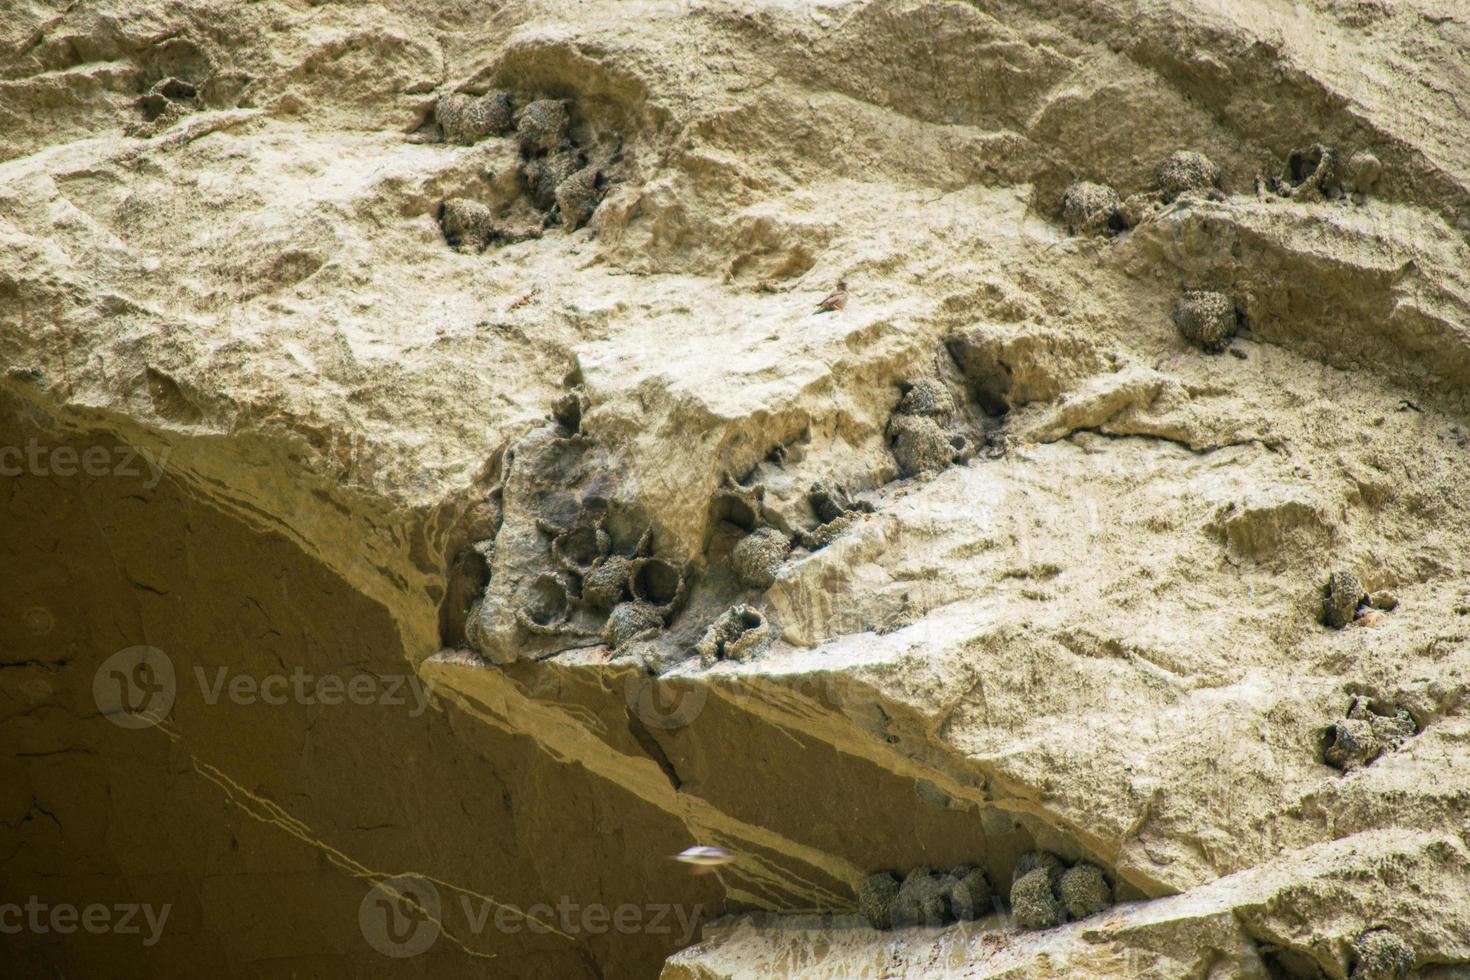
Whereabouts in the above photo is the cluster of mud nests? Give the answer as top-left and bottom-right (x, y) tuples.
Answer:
(1061, 150), (1225, 236)
(1006, 852), (1113, 931)
(1060, 142), (1384, 240)
(433, 89), (619, 251)
(456, 385), (691, 666)
(691, 354), (1012, 666)
(1065, 147), (1392, 355)
(445, 330), (1025, 671)
(858, 865), (994, 930)
(453, 389), (900, 672)
(859, 850), (1113, 932)
(1324, 696), (1417, 773)
(883, 339), (1013, 480)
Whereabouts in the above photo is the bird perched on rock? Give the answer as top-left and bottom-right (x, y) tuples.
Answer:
(814, 279), (847, 313)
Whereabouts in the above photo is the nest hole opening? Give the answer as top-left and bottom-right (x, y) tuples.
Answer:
(713, 497), (759, 533)
(633, 560), (681, 605)
(1288, 147), (1323, 186)
(559, 526), (602, 568)
(526, 576), (568, 626)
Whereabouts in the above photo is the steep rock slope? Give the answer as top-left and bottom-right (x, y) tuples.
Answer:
(2, 0), (1468, 977)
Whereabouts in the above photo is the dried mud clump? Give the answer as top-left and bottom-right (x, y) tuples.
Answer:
(517, 573), (572, 633)
(462, 419), (689, 663)
(1157, 150), (1221, 202)
(555, 166), (603, 230)
(1010, 867), (1066, 930)
(436, 91), (513, 145)
(1351, 929), (1414, 980)
(1325, 716), (1381, 771)
(891, 867), (951, 927)
(1322, 570), (1368, 628)
(553, 516), (647, 610)
(799, 510), (860, 551)
(888, 414), (957, 476)
(703, 477), (797, 622)
(525, 151), (581, 211)
(1173, 290), (1237, 353)
(1061, 181), (1125, 236)
(598, 556), (685, 652)
(860, 865), (995, 929)
(886, 375), (977, 477)
(603, 600), (666, 649)
(731, 526), (790, 590)
(1344, 151), (1383, 196)
(542, 506), (682, 623)
(581, 557), (631, 608)
(947, 866), (994, 921)
(1009, 851), (1112, 931)
(438, 198), (497, 252)
(694, 605), (774, 667)
(896, 378), (957, 419)
(1369, 590), (1398, 611)
(858, 872), (901, 930)
(710, 479), (764, 534)
(1058, 862), (1112, 919)
(628, 556), (687, 612)
(547, 517), (609, 574)
(513, 98), (608, 229)
(1014, 850), (1065, 886)
(516, 99), (571, 153)
(1324, 696), (1417, 772)
(1118, 193), (1161, 228)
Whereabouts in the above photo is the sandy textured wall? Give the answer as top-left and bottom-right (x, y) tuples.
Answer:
(2, 0), (1469, 977)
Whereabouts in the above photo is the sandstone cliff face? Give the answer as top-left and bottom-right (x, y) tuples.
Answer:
(3, 0), (1470, 977)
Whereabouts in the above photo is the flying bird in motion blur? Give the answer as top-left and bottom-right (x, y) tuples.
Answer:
(673, 846), (735, 875)
(814, 279), (847, 313)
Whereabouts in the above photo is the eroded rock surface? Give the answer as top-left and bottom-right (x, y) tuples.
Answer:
(2, 0), (1469, 977)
